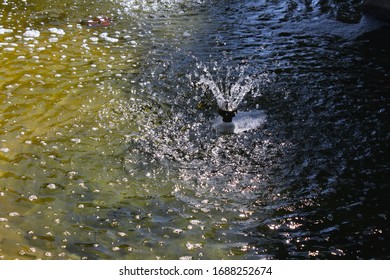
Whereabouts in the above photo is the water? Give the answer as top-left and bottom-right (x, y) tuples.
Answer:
(1, 0), (389, 259)
(213, 110), (267, 134)
(193, 61), (268, 112)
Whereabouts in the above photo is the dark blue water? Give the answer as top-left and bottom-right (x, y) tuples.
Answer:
(128, 0), (389, 259)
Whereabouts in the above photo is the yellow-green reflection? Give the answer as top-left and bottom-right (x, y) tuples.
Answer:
(1, 0), (224, 260)
(0, 0), (140, 259)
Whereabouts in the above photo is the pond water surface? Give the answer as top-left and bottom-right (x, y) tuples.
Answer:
(0, 0), (389, 259)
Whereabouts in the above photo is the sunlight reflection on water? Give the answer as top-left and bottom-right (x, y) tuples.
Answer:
(1, 0), (389, 260)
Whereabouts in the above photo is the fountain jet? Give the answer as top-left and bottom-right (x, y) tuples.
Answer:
(194, 62), (260, 121)
(192, 60), (270, 131)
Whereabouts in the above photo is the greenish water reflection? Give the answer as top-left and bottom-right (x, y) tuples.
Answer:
(0, 0), (152, 259)
(1, 0), (246, 260)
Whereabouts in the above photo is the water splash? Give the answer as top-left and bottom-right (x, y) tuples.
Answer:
(192, 61), (268, 112)
(213, 110), (267, 134)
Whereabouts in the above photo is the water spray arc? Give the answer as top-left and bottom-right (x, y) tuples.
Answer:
(192, 61), (268, 132)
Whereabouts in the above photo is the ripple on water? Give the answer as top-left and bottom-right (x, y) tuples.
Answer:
(1, 0), (389, 260)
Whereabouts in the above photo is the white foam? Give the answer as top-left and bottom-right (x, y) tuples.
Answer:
(213, 110), (267, 134)
(213, 121), (235, 134)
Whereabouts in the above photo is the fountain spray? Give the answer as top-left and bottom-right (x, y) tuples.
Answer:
(193, 60), (269, 131)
